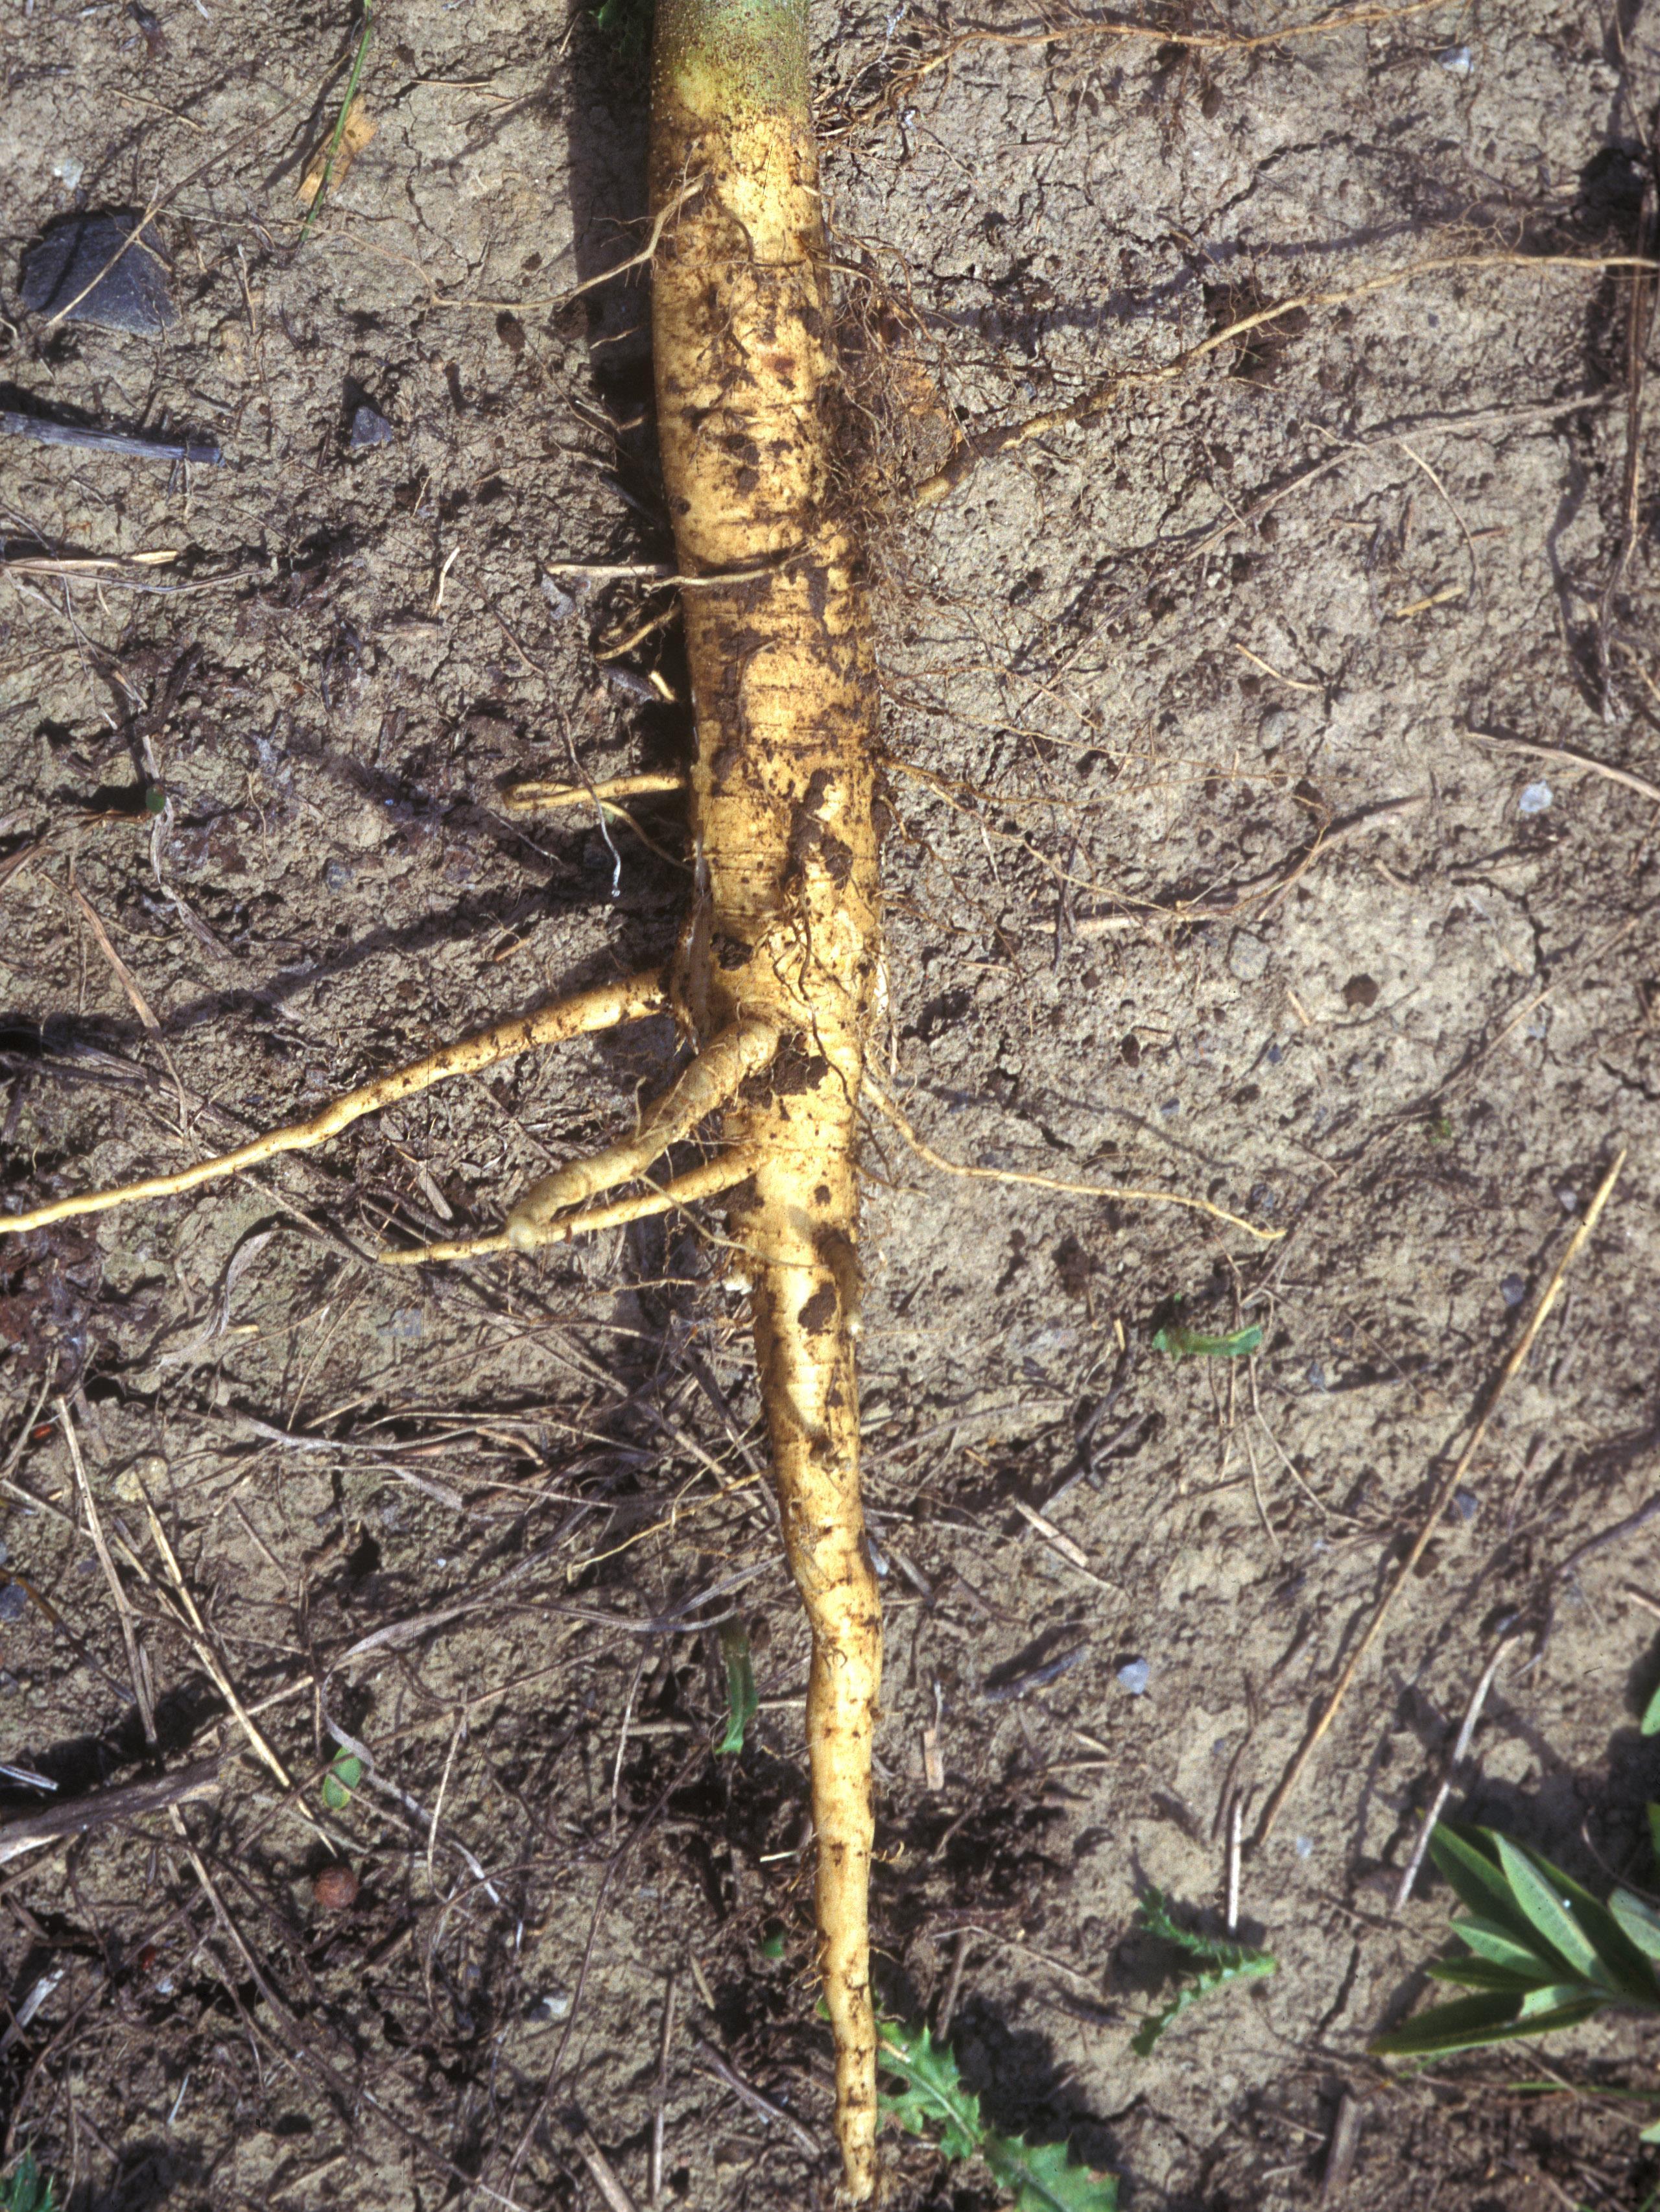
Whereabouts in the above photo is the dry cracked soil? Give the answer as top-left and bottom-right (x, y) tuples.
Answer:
(4, 1), (1660, 2208)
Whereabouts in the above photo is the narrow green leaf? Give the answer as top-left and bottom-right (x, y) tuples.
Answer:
(1425, 1955), (1566, 1993)
(1640, 2114), (1660, 2144)
(1152, 1322), (1263, 1361)
(1642, 1679), (1660, 1737)
(1371, 1990), (1603, 2058)
(716, 1622), (758, 1755)
(1429, 1825), (1547, 1951)
(1499, 1840), (1659, 2003)
(1649, 1805), (1660, 1878)
(1609, 1889), (1660, 1968)
(1493, 1836), (1607, 1983)
(298, 5), (375, 246)
(1451, 1917), (1565, 1977)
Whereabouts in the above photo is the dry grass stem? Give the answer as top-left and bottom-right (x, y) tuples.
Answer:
(1255, 1148), (1628, 1845)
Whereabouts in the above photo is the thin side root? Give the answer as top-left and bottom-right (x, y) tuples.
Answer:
(504, 772), (687, 814)
(863, 1078), (1286, 1242)
(379, 1147), (759, 1265)
(506, 1017), (781, 1244)
(1, 973), (667, 1238)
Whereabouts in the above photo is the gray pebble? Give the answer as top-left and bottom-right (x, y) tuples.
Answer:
(323, 859), (354, 891)
(1228, 931), (1270, 983)
(348, 403), (396, 450)
(1518, 779), (1552, 816)
(529, 1989), (572, 2022)
(0, 1584), (28, 1623)
(21, 211), (177, 335)
(1451, 1488), (1480, 1524)
(1500, 1272), (1526, 1307)
(1307, 1360), (1329, 1392)
(1259, 708), (1289, 750)
(1295, 1834), (1314, 1859)
(1116, 1658), (1150, 1696)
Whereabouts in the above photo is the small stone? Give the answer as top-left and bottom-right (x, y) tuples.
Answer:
(348, 403), (396, 450)
(1500, 1272), (1526, 1307)
(1556, 1185), (1580, 1215)
(1439, 43), (1474, 72)
(313, 1863), (359, 1911)
(1307, 1360), (1329, 1392)
(1259, 707), (1290, 750)
(1116, 1658), (1150, 1696)
(530, 1989), (572, 2022)
(1295, 1834), (1314, 1859)
(323, 859), (354, 891)
(0, 1584), (27, 1623)
(1159, 1096), (1181, 1117)
(1342, 973), (1380, 1010)
(1228, 931), (1270, 983)
(1451, 1489), (1480, 1524)
(51, 156), (84, 193)
(1518, 779), (1552, 816)
(20, 211), (178, 335)
(539, 575), (579, 619)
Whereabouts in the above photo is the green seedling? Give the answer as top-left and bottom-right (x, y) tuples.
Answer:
(1132, 1888), (1276, 2054)
(1151, 1321), (1263, 1361)
(716, 1621), (758, 1755)
(1640, 1678), (1660, 1736)
(320, 1748), (364, 1812)
(1372, 1822), (1660, 2060)
(878, 2021), (1117, 2211)
(1, 2154), (56, 2212)
(298, 4), (375, 244)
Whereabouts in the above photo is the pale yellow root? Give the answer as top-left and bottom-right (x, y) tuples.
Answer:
(504, 772), (687, 814)
(0, 973), (667, 1237)
(505, 1017), (779, 1244)
(379, 1147), (759, 1264)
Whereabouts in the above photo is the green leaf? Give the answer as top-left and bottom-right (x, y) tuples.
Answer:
(1429, 1826), (1545, 1949)
(297, 5), (375, 246)
(716, 1622), (758, 1755)
(1641, 2114), (1660, 2144)
(1609, 1889), (1660, 1968)
(1, 2154), (56, 2212)
(1493, 1835), (1607, 1984)
(1642, 1680), (1660, 1737)
(878, 2023), (988, 2163)
(1152, 1322), (1263, 1361)
(1131, 1890), (1275, 2052)
(983, 2132), (1119, 2212)
(320, 1749), (364, 1812)
(1494, 1838), (1658, 2003)
(1425, 1955), (1565, 1993)
(1649, 1805), (1660, 1878)
(878, 2022), (1118, 2209)
(1450, 1916), (1565, 1978)
(1371, 1989), (1604, 2058)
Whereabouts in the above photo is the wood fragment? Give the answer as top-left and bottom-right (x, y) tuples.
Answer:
(1321, 2093), (1366, 2200)
(1464, 726), (1660, 809)
(0, 1755), (222, 1866)
(567, 2121), (641, 2212)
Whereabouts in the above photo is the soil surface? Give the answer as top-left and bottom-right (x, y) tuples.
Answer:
(4, 2), (1660, 2207)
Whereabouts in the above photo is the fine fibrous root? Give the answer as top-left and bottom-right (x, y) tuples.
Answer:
(379, 1147), (762, 1265)
(0, 973), (667, 1236)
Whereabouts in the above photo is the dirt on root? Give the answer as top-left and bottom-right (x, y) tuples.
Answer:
(3, 2), (1660, 2209)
